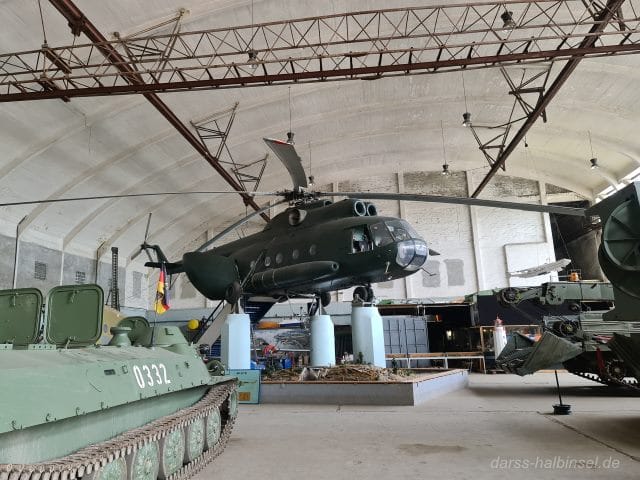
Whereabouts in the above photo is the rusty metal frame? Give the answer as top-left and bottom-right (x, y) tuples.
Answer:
(0, 1), (637, 102)
(47, 0), (269, 221)
(471, 0), (630, 196)
(468, 64), (552, 168)
(191, 103), (268, 192)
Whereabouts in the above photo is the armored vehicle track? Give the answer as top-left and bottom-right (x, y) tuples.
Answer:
(0, 382), (238, 480)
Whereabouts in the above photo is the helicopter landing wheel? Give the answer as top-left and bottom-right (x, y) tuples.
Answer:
(224, 281), (242, 304)
(320, 291), (331, 307)
(353, 286), (367, 302)
(365, 286), (374, 302)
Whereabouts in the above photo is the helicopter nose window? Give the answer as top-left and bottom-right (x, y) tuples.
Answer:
(370, 222), (393, 247)
(385, 220), (420, 242)
(351, 226), (372, 253)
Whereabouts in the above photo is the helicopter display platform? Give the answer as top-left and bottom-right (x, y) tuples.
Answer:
(260, 368), (468, 406)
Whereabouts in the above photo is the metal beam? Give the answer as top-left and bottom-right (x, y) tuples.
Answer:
(2, 42), (640, 102)
(48, 0), (269, 221)
(1, 1), (637, 102)
(471, 0), (629, 197)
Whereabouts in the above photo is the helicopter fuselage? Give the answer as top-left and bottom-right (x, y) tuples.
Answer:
(180, 199), (429, 302)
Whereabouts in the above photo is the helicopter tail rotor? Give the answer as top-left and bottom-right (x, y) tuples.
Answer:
(131, 213), (154, 262)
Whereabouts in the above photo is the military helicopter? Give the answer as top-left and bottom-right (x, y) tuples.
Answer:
(137, 138), (586, 313)
(0, 137), (584, 316)
(146, 194), (429, 307)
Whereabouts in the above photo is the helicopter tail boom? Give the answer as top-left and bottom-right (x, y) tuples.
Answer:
(144, 261), (184, 275)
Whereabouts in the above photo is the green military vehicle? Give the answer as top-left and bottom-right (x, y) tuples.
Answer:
(0, 283), (238, 480)
(496, 182), (640, 390)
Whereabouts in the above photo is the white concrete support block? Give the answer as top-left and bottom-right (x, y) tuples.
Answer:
(310, 314), (336, 367)
(351, 306), (386, 367)
(221, 313), (251, 370)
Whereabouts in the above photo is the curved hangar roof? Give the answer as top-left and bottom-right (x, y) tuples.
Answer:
(0, 0), (639, 264)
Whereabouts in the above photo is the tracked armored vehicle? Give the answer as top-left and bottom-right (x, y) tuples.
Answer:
(0, 284), (238, 480)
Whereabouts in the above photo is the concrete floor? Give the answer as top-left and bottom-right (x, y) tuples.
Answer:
(200, 372), (640, 479)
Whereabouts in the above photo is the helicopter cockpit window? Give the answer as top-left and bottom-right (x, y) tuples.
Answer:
(385, 220), (419, 242)
(370, 222), (394, 247)
(351, 226), (372, 253)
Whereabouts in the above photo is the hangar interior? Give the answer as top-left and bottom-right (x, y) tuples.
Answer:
(0, 1), (639, 479)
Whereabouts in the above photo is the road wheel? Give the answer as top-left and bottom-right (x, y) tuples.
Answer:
(126, 441), (159, 480)
(185, 417), (205, 462)
(205, 407), (222, 450)
(85, 457), (127, 480)
(158, 428), (185, 479)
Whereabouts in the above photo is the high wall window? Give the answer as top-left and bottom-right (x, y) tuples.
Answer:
(34, 261), (47, 281)
(132, 271), (143, 299)
(75, 271), (86, 284)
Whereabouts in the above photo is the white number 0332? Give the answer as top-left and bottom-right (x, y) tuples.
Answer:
(132, 363), (171, 388)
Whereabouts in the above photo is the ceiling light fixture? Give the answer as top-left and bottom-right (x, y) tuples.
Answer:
(440, 120), (451, 176)
(247, 0), (259, 70)
(501, 10), (516, 30)
(461, 72), (472, 127)
(286, 86), (295, 144)
(308, 141), (314, 187)
(588, 131), (598, 170)
(462, 112), (472, 127)
(247, 49), (259, 70)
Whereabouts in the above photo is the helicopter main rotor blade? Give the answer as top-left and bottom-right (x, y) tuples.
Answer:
(196, 198), (289, 252)
(263, 138), (308, 190)
(0, 190), (281, 208)
(316, 191), (586, 217)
